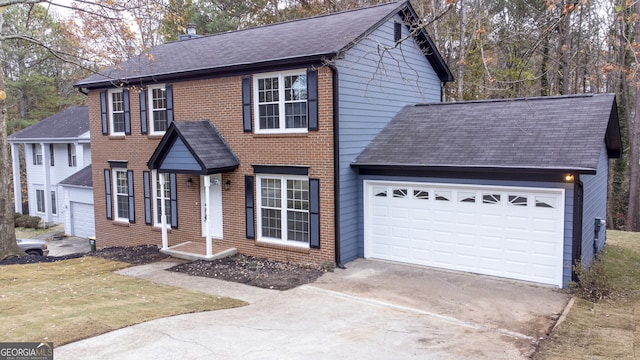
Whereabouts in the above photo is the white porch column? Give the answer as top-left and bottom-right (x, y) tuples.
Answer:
(159, 173), (168, 250)
(11, 143), (22, 213)
(204, 175), (212, 257)
(42, 142), (52, 223)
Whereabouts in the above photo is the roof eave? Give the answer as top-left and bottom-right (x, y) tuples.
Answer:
(8, 137), (91, 143)
(75, 53), (333, 90)
(349, 163), (597, 175)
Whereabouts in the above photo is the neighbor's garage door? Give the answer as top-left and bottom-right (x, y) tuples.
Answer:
(364, 181), (565, 287)
(70, 202), (95, 238)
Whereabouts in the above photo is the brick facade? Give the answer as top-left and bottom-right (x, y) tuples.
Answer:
(90, 66), (335, 265)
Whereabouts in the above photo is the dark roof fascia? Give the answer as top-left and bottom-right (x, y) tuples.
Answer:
(76, 55), (330, 90)
(605, 97), (623, 158)
(350, 164), (597, 175)
(8, 137), (90, 143)
(158, 165), (239, 175)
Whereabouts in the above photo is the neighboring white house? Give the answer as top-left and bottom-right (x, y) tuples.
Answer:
(8, 106), (95, 238)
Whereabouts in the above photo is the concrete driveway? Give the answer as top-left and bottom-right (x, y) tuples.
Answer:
(56, 259), (569, 359)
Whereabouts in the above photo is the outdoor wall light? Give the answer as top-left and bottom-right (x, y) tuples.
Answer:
(564, 174), (574, 182)
(186, 178), (193, 188)
(225, 180), (231, 191)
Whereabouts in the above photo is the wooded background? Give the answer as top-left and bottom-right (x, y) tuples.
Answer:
(3, 0), (638, 230)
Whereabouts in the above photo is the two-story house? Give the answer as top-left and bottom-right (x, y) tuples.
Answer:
(9, 106), (95, 237)
(75, 0), (620, 288)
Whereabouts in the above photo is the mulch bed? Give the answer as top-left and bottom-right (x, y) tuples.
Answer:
(1, 245), (328, 290)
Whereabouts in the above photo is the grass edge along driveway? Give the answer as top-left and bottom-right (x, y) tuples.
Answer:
(0, 257), (247, 346)
(534, 230), (640, 359)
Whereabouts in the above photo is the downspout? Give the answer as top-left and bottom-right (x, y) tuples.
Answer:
(440, 81), (445, 102)
(328, 63), (346, 269)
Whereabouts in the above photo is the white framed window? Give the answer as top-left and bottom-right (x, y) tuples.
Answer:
(67, 144), (77, 167)
(113, 169), (130, 222)
(51, 191), (57, 215)
(108, 89), (126, 135)
(32, 144), (43, 165)
(256, 174), (309, 246)
(152, 171), (172, 226)
(148, 85), (168, 134)
(36, 189), (45, 213)
(253, 70), (308, 134)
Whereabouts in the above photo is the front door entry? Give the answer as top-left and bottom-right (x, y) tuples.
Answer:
(201, 174), (223, 239)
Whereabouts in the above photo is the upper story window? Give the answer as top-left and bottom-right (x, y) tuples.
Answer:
(67, 144), (77, 167)
(148, 85), (168, 135)
(254, 71), (308, 134)
(109, 89), (126, 135)
(32, 144), (42, 165)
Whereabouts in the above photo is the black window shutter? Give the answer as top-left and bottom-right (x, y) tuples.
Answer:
(166, 84), (174, 126)
(123, 89), (131, 135)
(242, 76), (252, 132)
(100, 90), (108, 135)
(49, 144), (54, 166)
(394, 21), (402, 42)
(170, 173), (178, 228)
(31, 144), (36, 165)
(143, 171), (151, 225)
(309, 178), (320, 248)
(127, 170), (135, 223)
(140, 89), (148, 134)
(307, 69), (318, 131)
(104, 169), (112, 220)
(67, 144), (72, 167)
(245, 175), (255, 239)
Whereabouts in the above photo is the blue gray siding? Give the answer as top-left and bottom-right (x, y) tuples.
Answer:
(336, 14), (442, 262)
(160, 138), (200, 171)
(357, 174), (575, 287)
(580, 143), (609, 267)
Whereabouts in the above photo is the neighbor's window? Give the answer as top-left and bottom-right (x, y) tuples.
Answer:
(148, 85), (168, 134)
(67, 144), (77, 167)
(254, 71), (307, 133)
(113, 169), (130, 221)
(51, 191), (57, 215)
(32, 144), (43, 165)
(152, 171), (172, 226)
(108, 89), (126, 135)
(257, 175), (309, 245)
(36, 189), (45, 213)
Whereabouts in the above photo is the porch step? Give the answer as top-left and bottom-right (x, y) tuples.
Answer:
(161, 241), (237, 261)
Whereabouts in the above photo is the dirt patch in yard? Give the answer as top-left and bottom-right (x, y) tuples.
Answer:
(167, 254), (327, 290)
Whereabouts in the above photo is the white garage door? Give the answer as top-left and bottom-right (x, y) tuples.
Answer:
(70, 202), (95, 238)
(364, 181), (565, 287)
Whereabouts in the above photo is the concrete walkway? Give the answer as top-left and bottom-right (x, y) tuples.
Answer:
(55, 258), (570, 359)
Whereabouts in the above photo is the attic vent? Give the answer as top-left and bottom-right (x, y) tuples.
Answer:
(394, 22), (402, 42)
(178, 23), (201, 41)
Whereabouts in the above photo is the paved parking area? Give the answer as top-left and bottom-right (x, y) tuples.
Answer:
(56, 258), (570, 359)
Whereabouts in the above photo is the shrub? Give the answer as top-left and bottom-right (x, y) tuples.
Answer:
(569, 257), (613, 302)
(14, 214), (42, 229)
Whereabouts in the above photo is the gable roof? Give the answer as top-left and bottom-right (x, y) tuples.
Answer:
(352, 93), (621, 174)
(75, 1), (452, 89)
(8, 106), (89, 142)
(59, 165), (93, 188)
(148, 121), (240, 174)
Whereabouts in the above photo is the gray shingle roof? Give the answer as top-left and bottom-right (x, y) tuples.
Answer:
(76, 1), (452, 88)
(59, 165), (93, 188)
(148, 121), (240, 174)
(8, 106), (89, 141)
(352, 94), (621, 173)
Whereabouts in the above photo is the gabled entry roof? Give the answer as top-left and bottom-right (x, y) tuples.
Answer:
(75, 0), (452, 89)
(352, 94), (622, 174)
(148, 121), (239, 174)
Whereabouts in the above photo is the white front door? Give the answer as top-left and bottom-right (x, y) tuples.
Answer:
(201, 174), (223, 239)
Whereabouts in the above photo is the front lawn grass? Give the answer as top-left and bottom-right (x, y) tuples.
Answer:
(533, 230), (640, 359)
(0, 257), (247, 346)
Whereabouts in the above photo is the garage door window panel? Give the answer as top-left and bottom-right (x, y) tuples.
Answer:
(392, 188), (408, 198)
(535, 195), (557, 208)
(435, 191), (451, 201)
(508, 195), (528, 207)
(458, 192), (476, 203)
(373, 187), (387, 197)
(413, 190), (429, 200)
(482, 194), (501, 204)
